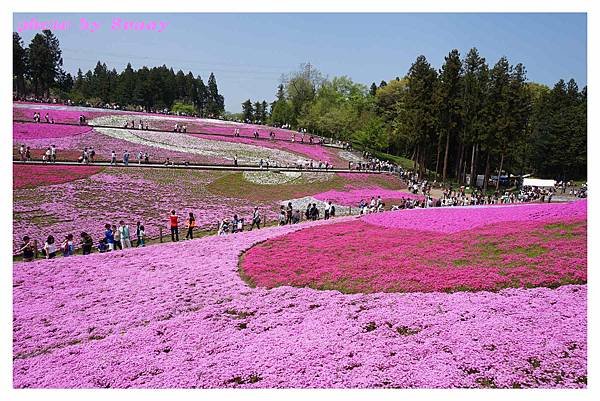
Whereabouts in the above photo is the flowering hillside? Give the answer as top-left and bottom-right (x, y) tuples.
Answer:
(13, 203), (587, 388)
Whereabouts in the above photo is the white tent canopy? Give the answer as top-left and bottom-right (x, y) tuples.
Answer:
(523, 178), (556, 188)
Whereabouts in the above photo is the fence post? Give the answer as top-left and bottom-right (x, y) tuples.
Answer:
(159, 227), (163, 243)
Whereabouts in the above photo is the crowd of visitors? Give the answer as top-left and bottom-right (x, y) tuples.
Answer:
(348, 152), (397, 172)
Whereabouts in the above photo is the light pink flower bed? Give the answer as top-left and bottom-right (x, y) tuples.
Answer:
(13, 217), (587, 388)
(14, 104), (108, 124)
(13, 164), (103, 190)
(363, 200), (587, 233)
(13, 123), (95, 141)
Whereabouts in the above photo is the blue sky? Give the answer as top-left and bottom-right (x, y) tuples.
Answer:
(14, 13), (587, 112)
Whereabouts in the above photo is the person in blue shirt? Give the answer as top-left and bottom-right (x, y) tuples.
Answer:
(104, 223), (115, 251)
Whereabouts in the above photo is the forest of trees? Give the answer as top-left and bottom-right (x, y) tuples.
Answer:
(13, 31), (225, 117)
(13, 30), (586, 182)
(266, 55), (586, 183)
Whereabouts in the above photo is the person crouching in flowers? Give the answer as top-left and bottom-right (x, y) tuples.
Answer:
(97, 238), (108, 253)
(80, 232), (93, 255)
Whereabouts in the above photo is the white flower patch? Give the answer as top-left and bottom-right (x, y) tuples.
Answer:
(243, 171), (301, 185)
(243, 171), (334, 186)
(338, 150), (365, 162)
(92, 126), (302, 164)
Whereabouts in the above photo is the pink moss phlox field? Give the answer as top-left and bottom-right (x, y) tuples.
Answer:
(13, 164), (103, 190)
(14, 104), (108, 124)
(313, 186), (423, 205)
(13, 217), (587, 388)
(362, 200), (586, 233)
(13, 168), (280, 251)
(13, 123), (94, 141)
(241, 218), (586, 293)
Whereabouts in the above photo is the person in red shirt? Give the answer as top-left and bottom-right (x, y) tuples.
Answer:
(169, 210), (179, 242)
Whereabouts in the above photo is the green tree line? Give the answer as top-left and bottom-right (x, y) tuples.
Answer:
(266, 54), (586, 182)
(13, 31), (225, 117)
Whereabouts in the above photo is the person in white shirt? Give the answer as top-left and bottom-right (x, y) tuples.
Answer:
(324, 202), (331, 219)
(118, 220), (132, 248)
(43, 235), (57, 259)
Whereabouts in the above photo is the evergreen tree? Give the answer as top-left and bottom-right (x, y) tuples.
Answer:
(261, 100), (269, 121)
(462, 48), (489, 185)
(241, 99), (254, 122)
(195, 75), (208, 117)
(27, 30), (63, 97)
(403, 55), (438, 176)
(253, 101), (263, 123)
(13, 32), (28, 97)
(435, 49), (463, 182)
(115, 63), (136, 106)
(206, 72), (224, 117)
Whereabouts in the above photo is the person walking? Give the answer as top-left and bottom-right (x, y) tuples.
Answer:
(185, 212), (196, 240)
(123, 150), (130, 166)
(250, 207), (261, 230)
(286, 202), (293, 224)
(50, 145), (56, 163)
(278, 207), (287, 226)
(119, 221), (132, 248)
(169, 210), (179, 242)
(135, 221), (145, 247)
(110, 151), (117, 165)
